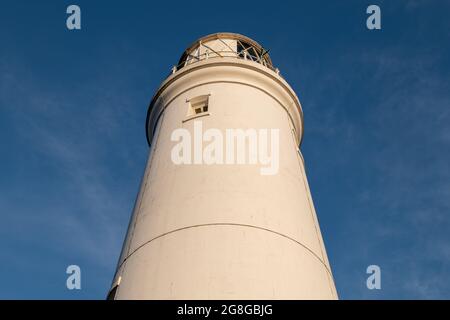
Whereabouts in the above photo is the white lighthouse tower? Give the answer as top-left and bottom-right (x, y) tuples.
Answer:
(108, 33), (338, 299)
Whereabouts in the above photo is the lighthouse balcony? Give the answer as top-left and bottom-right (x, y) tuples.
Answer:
(172, 32), (278, 75)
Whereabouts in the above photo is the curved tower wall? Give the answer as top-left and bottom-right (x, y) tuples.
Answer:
(109, 33), (338, 299)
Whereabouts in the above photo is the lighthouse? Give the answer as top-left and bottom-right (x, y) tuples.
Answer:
(108, 33), (338, 299)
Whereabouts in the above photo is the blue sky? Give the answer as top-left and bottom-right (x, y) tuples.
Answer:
(0, 0), (449, 299)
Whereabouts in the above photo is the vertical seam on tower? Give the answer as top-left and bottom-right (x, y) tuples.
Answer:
(125, 102), (167, 258)
(299, 162), (335, 298)
(287, 110), (326, 261)
(291, 119), (335, 297)
(117, 106), (167, 298)
(285, 111), (327, 262)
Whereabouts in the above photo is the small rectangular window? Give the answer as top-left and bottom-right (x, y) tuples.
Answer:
(192, 101), (208, 114)
(187, 95), (209, 117)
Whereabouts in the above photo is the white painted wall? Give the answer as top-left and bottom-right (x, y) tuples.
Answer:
(110, 35), (337, 299)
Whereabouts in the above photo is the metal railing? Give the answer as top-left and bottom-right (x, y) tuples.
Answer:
(169, 48), (280, 77)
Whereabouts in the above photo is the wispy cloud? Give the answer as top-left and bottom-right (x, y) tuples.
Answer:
(285, 35), (450, 298)
(0, 56), (148, 277)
